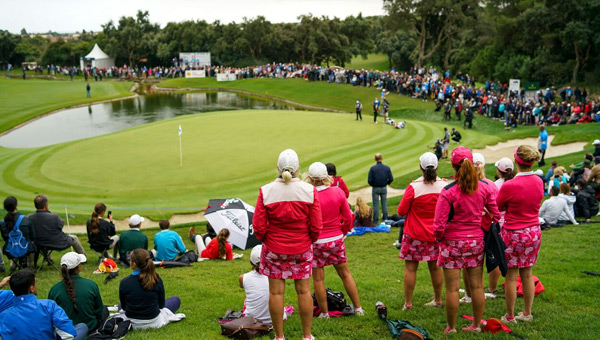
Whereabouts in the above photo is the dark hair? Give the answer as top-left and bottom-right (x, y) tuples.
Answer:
(34, 194), (48, 210)
(576, 179), (587, 188)
(217, 229), (230, 258)
(61, 265), (78, 312)
(550, 186), (559, 196)
(3, 196), (17, 226)
(585, 153), (594, 161)
(325, 163), (337, 176)
(130, 249), (158, 291)
(89, 203), (106, 235)
(453, 160), (479, 194)
(421, 166), (437, 184)
(10, 269), (35, 296)
(499, 168), (515, 181)
(159, 220), (170, 230)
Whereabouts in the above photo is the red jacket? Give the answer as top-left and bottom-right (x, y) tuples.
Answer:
(315, 186), (353, 239)
(397, 177), (446, 242)
(253, 178), (322, 254)
(330, 176), (350, 198)
(201, 238), (233, 260)
(496, 173), (544, 230)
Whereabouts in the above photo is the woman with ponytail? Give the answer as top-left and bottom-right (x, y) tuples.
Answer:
(433, 147), (500, 334)
(1, 196), (36, 270)
(253, 149), (323, 340)
(48, 252), (103, 334)
(190, 228), (233, 260)
(86, 203), (118, 258)
(496, 145), (543, 324)
(119, 248), (184, 329)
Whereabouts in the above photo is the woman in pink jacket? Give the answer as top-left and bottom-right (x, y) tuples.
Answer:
(496, 145), (543, 324)
(253, 149), (322, 340)
(306, 162), (362, 318)
(434, 147), (500, 334)
(397, 152), (446, 310)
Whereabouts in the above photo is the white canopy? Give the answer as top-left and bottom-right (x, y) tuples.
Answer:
(80, 44), (114, 69)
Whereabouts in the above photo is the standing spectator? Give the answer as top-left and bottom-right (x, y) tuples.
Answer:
(464, 102), (474, 129)
(373, 97), (380, 123)
(306, 162), (363, 318)
(496, 145), (544, 324)
(86, 83), (91, 98)
(0, 269), (87, 340)
(48, 252), (106, 333)
(574, 180), (599, 224)
(28, 194), (86, 255)
(355, 100), (362, 121)
(153, 220), (186, 261)
(253, 149), (322, 340)
(495, 158), (515, 189)
(368, 153), (394, 224)
(1, 197), (36, 271)
(86, 203), (118, 259)
(538, 125), (548, 166)
(442, 128), (450, 159)
(325, 163), (349, 198)
(397, 152), (446, 310)
(117, 214), (148, 262)
(434, 147), (500, 333)
(593, 139), (600, 157)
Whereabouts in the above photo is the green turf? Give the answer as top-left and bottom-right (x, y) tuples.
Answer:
(344, 53), (390, 71)
(0, 77), (133, 134)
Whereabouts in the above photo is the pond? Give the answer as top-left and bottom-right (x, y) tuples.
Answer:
(0, 92), (302, 148)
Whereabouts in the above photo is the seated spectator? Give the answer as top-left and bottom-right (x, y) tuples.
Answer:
(326, 163), (349, 198)
(494, 157), (515, 189)
(558, 183), (577, 220)
(28, 194), (86, 255)
(188, 228), (233, 260)
(544, 161), (558, 184)
(548, 167), (568, 193)
(152, 220), (186, 261)
(450, 128), (462, 143)
(353, 197), (375, 228)
(0, 276), (13, 313)
(239, 245), (271, 323)
(117, 214), (148, 262)
(575, 180), (599, 224)
(0, 269), (88, 340)
(119, 249), (184, 329)
(539, 187), (578, 227)
(1, 197), (36, 271)
(86, 203), (118, 258)
(48, 252), (106, 333)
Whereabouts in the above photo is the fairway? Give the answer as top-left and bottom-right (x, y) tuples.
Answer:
(0, 109), (496, 218)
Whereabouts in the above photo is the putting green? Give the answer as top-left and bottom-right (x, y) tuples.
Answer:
(0, 109), (496, 217)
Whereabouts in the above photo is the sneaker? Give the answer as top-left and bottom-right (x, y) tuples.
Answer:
(402, 304), (413, 311)
(515, 312), (533, 322)
(444, 326), (457, 334)
(461, 324), (481, 333)
(318, 313), (329, 319)
(392, 240), (401, 249)
(459, 296), (472, 304)
(274, 337), (285, 340)
(501, 314), (517, 324)
(354, 307), (365, 316)
(302, 336), (315, 340)
(424, 300), (443, 308)
(484, 292), (497, 299)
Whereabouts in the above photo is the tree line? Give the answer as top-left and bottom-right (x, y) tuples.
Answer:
(1, 1), (599, 86)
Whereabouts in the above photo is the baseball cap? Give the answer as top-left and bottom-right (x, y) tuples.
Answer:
(450, 146), (473, 166)
(60, 252), (87, 270)
(419, 152), (438, 169)
(250, 245), (262, 265)
(308, 162), (328, 179)
(129, 214), (144, 226)
(277, 149), (299, 174)
(592, 139), (600, 146)
(472, 153), (486, 166)
(495, 157), (514, 172)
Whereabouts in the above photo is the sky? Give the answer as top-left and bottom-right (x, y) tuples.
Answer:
(2, 0), (385, 34)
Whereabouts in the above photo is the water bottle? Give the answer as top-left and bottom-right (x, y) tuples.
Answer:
(375, 301), (387, 320)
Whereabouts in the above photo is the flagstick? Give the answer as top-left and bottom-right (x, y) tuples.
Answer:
(65, 205), (73, 252)
(179, 133), (183, 166)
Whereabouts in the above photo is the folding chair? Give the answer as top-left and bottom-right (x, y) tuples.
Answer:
(90, 246), (111, 265)
(35, 246), (61, 271)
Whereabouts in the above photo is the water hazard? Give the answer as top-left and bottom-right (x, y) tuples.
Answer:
(0, 92), (301, 148)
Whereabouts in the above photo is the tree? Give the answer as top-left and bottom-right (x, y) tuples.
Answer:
(102, 10), (159, 67)
(0, 30), (19, 67)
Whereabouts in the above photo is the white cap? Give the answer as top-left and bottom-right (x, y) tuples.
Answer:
(495, 157), (514, 172)
(277, 149), (299, 174)
(60, 252), (87, 270)
(593, 139), (600, 145)
(356, 100), (360, 104)
(129, 214), (144, 226)
(308, 162), (328, 179)
(472, 153), (486, 166)
(535, 169), (544, 176)
(250, 245), (262, 265)
(419, 152), (438, 169)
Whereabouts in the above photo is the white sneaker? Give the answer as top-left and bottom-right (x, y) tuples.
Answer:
(515, 312), (533, 322)
(459, 296), (472, 304)
(354, 307), (364, 316)
(392, 240), (401, 248)
(318, 313), (329, 319)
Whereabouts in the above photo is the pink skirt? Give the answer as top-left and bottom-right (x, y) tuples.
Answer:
(437, 238), (484, 269)
(259, 244), (313, 280)
(312, 238), (347, 268)
(399, 233), (439, 262)
(501, 226), (541, 268)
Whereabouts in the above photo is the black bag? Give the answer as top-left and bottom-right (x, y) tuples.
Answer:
(219, 316), (272, 339)
(177, 250), (198, 264)
(484, 223), (508, 276)
(88, 317), (132, 340)
(312, 288), (348, 312)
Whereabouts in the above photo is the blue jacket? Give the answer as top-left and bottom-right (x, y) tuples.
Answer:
(0, 290), (14, 313)
(368, 162), (394, 188)
(0, 294), (76, 340)
(153, 229), (186, 261)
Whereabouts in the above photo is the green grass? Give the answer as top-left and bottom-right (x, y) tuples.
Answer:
(345, 53), (390, 71)
(0, 77), (133, 133)
(26, 221), (600, 340)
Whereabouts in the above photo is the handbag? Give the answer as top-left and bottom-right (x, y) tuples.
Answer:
(219, 316), (272, 339)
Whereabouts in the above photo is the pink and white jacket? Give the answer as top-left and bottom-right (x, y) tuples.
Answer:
(253, 178), (322, 254)
(397, 177), (447, 242)
(315, 186), (353, 240)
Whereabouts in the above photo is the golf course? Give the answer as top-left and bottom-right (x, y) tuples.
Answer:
(1, 75), (599, 340)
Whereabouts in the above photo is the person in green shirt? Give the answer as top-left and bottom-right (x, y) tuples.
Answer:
(48, 252), (106, 333)
(117, 214), (148, 262)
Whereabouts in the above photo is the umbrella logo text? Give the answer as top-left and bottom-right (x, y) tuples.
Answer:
(221, 211), (245, 232)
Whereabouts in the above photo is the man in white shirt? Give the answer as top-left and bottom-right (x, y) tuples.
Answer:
(539, 187), (578, 227)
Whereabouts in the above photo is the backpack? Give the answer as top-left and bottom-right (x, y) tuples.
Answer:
(5, 215), (28, 258)
(312, 288), (349, 312)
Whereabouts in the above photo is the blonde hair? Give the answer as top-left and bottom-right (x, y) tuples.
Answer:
(515, 145), (541, 170)
(355, 197), (372, 219)
(554, 167), (564, 176)
(475, 163), (486, 180)
(304, 174), (332, 187)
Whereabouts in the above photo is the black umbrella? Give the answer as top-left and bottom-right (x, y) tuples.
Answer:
(205, 198), (260, 250)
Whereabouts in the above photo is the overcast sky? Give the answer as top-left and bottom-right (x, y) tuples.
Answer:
(2, 0), (385, 34)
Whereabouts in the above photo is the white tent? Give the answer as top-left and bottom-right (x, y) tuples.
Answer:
(80, 44), (114, 70)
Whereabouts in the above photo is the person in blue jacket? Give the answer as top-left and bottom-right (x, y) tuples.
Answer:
(538, 125), (548, 166)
